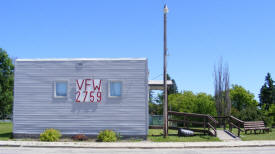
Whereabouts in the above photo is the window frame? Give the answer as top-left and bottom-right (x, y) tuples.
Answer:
(54, 80), (69, 98)
(108, 80), (122, 98)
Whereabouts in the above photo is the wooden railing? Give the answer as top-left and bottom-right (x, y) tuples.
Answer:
(168, 111), (218, 136)
(150, 112), (244, 137)
(229, 116), (244, 137)
(214, 116), (228, 130)
(214, 115), (244, 137)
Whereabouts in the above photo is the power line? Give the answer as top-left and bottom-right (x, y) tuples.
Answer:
(151, 74), (163, 80)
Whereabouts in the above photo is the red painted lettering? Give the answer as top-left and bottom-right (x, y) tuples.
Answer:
(75, 91), (81, 103)
(83, 91), (88, 102)
(93, 80), (101, 91)
(76, 80), (84, 90)
(90, 91), (94, 103)
(85, 79), (91, 91)
(97, 92), (102, 103)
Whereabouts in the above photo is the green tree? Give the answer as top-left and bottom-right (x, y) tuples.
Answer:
(0, 48), (14, 119)
(149, 74), (178, 115)
(149, 90), (157, 114)
(259, 73), (275, 110)
(167, 74), (178, 95)
(168, 91), (216, 116)
(230, 85), (261, 121)
(149, 94), (163, 115)
(260, 104), (275, 127)
(195, 93), (217, 116)
(169, 91), (196, 113)
(239, 105), (262, 121)
(148, 91), (163, 115)
(267, 104), (275, 126)
(230, 85), (258, 111)
(157, 74), (178, 104)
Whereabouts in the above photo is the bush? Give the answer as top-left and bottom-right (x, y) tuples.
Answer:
(40, 128), (61, 142)
(97, 129), (117, 142)
(72, 134), (88, 141)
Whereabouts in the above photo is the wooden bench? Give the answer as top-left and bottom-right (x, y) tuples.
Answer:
(244, 121), (270, 134)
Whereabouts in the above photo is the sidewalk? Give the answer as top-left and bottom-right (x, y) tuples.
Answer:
(216, 130), (241, 141)
(1, 140), (275, 149)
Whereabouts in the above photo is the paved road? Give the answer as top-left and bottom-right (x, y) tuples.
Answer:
(0, 147), (274, 154)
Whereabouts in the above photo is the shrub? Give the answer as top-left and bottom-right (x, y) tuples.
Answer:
(72, 134), (88, 141)
(97, 129), (117, 142)
(40, 128), (61, 142)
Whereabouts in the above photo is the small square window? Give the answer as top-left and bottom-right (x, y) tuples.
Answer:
(109, 81), (122, 97)
(55, 81), (68, 98)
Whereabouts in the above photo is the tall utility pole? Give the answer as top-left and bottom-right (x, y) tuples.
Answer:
(163, 4), (168, 138)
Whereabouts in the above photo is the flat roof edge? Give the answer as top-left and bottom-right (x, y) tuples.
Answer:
(16, 58), (147, 62)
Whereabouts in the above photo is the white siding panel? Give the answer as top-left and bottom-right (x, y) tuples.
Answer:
(13, 59), (148, 137)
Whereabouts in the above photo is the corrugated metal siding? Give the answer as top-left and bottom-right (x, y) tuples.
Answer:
(13, 59), (148, 136)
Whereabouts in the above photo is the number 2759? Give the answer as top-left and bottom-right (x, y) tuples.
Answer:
(75, 91), (102, 103)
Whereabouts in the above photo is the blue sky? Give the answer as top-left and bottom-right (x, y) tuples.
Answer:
(1, 0), (275, 100)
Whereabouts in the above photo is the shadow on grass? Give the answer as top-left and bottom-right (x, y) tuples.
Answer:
(0, 132), (12, 139)
(150, 133), (211, 137)
(199, 135), (213, 139)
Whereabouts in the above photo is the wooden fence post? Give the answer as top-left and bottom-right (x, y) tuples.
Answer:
(184, 115), (186, 128)
(203, 117), (206, 135)
(229, 117), (232, 132)
(238, 122), (240, 137)
(223, 117), (226, 130)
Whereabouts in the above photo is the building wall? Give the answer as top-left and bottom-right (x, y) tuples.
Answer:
(13, 58), (148, 137)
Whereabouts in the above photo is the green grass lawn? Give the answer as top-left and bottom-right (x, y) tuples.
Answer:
(230, 128), (275, 141)
(1, 122), (274, 142)
(148, 129), (220, 142)
(0, 122), (12, 140)
(0, 123), (220, 142)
